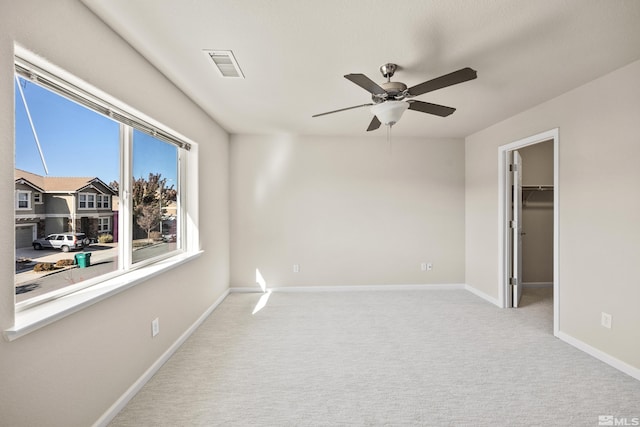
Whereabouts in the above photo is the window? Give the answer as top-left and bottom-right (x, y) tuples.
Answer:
(132, 130), (179, 264)
(13, 53), (194, 318)
(16, 190), (30, 209)
(98, 217), (110, 233)
(33, 192), (42, 204)
(79, 193), (96, 209)
(97, 194), (110, 209)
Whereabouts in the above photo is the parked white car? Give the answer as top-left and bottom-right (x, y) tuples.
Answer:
(32, 233), (90, 252)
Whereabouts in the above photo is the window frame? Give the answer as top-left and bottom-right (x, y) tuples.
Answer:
(98, 216), (111, 233)
(16, 190), (31, 210)
(7, 49), (201, 341)
(78, 192), (96, 209)
(96, 194), (110, 209)
(33, 192), (42, 204)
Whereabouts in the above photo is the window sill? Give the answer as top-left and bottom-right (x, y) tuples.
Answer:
(4, 250), (203, 341)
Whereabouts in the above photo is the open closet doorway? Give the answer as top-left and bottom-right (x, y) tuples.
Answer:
(498, 129), (559, 336)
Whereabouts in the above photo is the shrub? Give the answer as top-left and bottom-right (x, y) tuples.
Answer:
(55, 259), (75, 267)
(98, 233), (114, 243)
(149, 231), (162, 241)
(33, 262), (56, 272)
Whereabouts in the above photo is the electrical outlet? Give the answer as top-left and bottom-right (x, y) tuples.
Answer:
(152, 318), (160, 337)
(601, 312), (612, 329)
(293, 264), (300, 273)
(427, 263), (433, 271)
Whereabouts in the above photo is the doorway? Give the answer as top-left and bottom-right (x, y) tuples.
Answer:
(498, 129), (559, 336)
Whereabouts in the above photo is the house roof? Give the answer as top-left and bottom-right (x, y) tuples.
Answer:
(15, 169), (117, 195)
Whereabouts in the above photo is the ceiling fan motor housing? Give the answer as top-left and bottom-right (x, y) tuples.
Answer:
(372, 81), (408, 102)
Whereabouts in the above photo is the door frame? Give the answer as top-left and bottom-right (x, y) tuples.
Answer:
(498, 128), (559, 336)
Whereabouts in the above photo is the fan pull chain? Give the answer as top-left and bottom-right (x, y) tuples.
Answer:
(387, 124), (393, 155)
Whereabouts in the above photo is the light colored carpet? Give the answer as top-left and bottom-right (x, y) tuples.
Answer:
(109, 288), (640, 426)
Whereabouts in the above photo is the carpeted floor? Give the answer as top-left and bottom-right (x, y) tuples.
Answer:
(109, 288), (640, 426)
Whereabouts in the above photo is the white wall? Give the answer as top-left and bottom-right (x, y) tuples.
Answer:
(230, 134), (465, 288)
(0, 1), (229, 426)
(465, 60), (640, 370)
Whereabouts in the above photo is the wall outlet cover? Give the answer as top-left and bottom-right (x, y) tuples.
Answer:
(601, 312), (612, 329)
(152, 318), (160, 337)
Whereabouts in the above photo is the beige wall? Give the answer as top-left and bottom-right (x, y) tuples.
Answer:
(0, 1), (229, 426)
(465, 59), (640, 370)
(2, 3), (638, 425)
(230, 134), (465, 287)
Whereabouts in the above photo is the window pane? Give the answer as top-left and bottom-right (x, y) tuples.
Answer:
(131, 130), (179, 264)
(14, 76), (120, 304)
(17, 192), (30, 209)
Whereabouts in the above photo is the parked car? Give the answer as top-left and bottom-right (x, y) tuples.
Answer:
(32, 233), (90, 252)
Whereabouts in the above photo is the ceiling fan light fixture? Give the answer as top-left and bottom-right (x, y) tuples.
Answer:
(371, 101), (409, 126)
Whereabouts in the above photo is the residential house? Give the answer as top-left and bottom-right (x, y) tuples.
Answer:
(14, 168), (117, 248)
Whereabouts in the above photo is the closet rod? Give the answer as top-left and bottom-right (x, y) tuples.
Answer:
(522, 185), (553, 191)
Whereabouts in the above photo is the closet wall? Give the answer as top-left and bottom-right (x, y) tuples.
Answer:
(519, 140), (554, 284)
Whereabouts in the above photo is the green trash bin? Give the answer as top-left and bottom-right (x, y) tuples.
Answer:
(75, 252), (91, 268)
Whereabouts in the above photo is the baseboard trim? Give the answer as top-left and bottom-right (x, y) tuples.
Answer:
(229, 286), (263, 293)
(464, 284), (501, 307)
(557, 331), (640, 382)
(92, 288), (231, 427)
(231, 284), (504, 310)
(230, 283), (466, 294)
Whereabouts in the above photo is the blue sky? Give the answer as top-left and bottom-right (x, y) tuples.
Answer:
(15, 77), (177, 187)
(132, 130), (178, 189)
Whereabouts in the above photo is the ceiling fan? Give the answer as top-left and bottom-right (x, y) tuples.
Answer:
(312, 63), (477, 131)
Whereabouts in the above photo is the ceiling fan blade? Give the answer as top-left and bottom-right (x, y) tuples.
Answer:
(407, 100), (456, 117)
(366, 115), (381, 131)
(344, 74), (387, 95)
(407, 67), (477, 97)
(312, 103), (373, 118)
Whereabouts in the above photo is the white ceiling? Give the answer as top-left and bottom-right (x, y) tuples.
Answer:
(82, 0), (640, 138)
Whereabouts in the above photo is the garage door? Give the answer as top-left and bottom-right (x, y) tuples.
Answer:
(15, 225), (34, 249)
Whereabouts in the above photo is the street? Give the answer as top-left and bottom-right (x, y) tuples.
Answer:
(15, 242), (178, 303)
(15, 243), (119, 303)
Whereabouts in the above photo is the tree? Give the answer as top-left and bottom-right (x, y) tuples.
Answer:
(131, 173), (177, 241)
(132, 173), (176, 213)
(136, 202), (162, 242)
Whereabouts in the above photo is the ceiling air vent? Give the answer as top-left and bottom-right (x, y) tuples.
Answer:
(204, 50), (245, 78)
